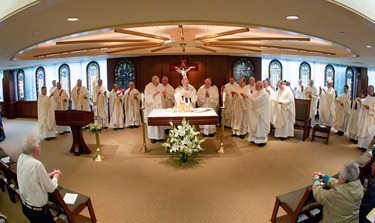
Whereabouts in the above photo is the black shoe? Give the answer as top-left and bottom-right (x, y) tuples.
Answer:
(59, 133), (64, 135)
(258, 143), (266, 147)
(134, 126), (139, 128)
(45, 138), (51, 141)
(114, 128), (118, 131)
(353, 140), (358, 144)
(349, 138), (354, 142)
(231, 134), (236, 137)
(335, 131), (340, 135)
(104, 126), (108, 129)
(279, 137), (287, 141)
(239, 135), (245, 139)
(151, 139), (156, 144)
(338, 132), (344, 136)
(209, 134), (214, 137)
(249, 141), (255, 144)
(130, 126), (134, 129)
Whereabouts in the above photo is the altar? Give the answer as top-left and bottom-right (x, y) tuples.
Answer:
(147, 108), (219, 126)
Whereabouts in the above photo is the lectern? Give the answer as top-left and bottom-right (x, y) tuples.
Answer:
(55, 110), (94, 156)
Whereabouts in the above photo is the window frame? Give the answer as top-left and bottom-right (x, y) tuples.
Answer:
(268, 59), (283, 89)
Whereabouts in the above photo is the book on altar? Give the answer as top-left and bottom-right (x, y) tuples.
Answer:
(0, 156), (10, 163)
(63, 193), (78, 204)
(367, 208), (375, 222)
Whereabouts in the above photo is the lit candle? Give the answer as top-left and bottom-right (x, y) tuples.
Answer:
(223, 92), (226, 103)
(92, 78), (97, 103)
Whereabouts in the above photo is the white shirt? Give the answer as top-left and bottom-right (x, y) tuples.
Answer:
(17, 154), (58, 207)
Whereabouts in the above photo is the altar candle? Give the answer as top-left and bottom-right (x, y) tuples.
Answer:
(223, 92), (226, 103)
(92, 78), (97, 103)
(141, 93), (145, 108)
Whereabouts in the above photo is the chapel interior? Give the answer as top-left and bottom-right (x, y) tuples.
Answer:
(1, 1), (375, 222)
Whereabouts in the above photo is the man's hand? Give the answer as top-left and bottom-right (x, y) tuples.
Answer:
(153, 91), (160, 97)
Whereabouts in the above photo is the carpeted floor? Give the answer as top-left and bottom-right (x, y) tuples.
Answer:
(0, 118), (365, 223)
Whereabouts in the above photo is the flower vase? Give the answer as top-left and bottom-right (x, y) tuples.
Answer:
(180, 154), (188, 163)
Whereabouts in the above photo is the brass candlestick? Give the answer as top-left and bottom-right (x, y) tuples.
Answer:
(218, 102), (226, 154)
(94, 131), (105, 161)
(140, 106), (149, 153)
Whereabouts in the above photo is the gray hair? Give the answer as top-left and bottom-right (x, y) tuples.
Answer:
(152, 76), (159, 82)
(339, 161), (360, 183)
(21, 135), (40, 155)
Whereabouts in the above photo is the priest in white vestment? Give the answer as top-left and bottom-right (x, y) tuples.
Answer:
(174, 77), (197, 108)
(304, 80), (319, 126)
(38, 87), (56, 140)
(161, 76), (175, 109)
(248, 81), (270, 147)
(109, 84), (124, 130)
(247, 77), (256, 94)
(95, 79), (108, 128)
(334, 85), (351, 136)
(223, 77), (239, 127)
(123, 82), (141, 128)
(319, 82), (336, 126)
(294, 79), (305, 99)
(357, 85), (375, 150)
(49, 80), (57, 95)
(145, 76), (165, 143)
(197, 78), (219, 137)
(347, 98), (360, 143)
(71, 79), (90, 111)
(52, 82), (70, 134)
(274, 81), (295, 140)
(231, 77), (250, 138)
(263, 79), (276, 126)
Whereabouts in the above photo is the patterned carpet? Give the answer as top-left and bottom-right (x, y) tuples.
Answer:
(0, 118), (365, 223)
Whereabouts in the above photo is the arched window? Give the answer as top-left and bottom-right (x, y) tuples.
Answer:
(324, 65), (335, 86)
(299, 62), (311, 87)
(345, 67), (354, 95)
(86, 61), (100, 98)
(35, 67), (46, 98)
(58, 64), (71, 95)
(17, 70), (26, 100)
(269, 59), (282, 89)
(232, 58), (254, 84)
(115, 59), (135, 90)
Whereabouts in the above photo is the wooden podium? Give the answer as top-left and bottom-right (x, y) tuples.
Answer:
(55, 110), (94, 156)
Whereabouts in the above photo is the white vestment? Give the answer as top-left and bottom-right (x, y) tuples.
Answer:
(96, 85), (108, 127)
(248, 88), (270, 144)
(231, 85), (250, 136)
(333, 92), (351, 132)
(174, 85), (197, 108)
(71, 85), (90, 111)
(347, 100), (360, 140)
(304, 86), (319, 126)
(223, 82), (239, 127)
(294, 85), (305, 99)
(49, 86), (56, 96)
(52, 88), (70, 134)
(123, 88), (141, 127)
(319, 87), (336, 126)
(247, 84), (256, 94)
(161, 84), (175, 109)
(266, 86), (276, 125)
(109, 90), (124, 129)
(357, 96), (375, 149)
(38, 94), (56, 138)
(274, 87), (296, 138)
(197, 85), (219, 135)
(145, 82), (165, 140)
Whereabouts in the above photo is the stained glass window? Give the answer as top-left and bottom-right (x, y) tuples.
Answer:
(35, 67), (46, 98)
(324, 65), (335, 86)
(269, 59), (282, 89)
(17, 70), (26, 100)
(115, 59), (135, 90)
(299, 62), (311, 87)
(345, 67), (354, 95)
(86, 61), (100, 98)
(232, 58), (254, 84)
(59, 64), (71, 95)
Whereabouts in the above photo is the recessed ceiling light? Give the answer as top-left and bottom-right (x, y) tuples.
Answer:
(286, 15), (299, 20)
(339, 32), (345, 35)
(366, 45), (372, 48)
(66, 17), (79, 22)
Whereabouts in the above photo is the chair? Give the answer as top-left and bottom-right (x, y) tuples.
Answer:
(48, 187), (97, 223)
(270, 186), (320, 223)
(0, 159), (19, 203)
(294, 99), (311, 141)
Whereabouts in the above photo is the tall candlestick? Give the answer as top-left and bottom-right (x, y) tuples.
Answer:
(141, 93), (145, 108)
(223, 92), (226, 103)
(92, 78), (97, 103)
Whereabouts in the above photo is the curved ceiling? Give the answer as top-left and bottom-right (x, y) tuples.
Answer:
(1, 0), (375, 70)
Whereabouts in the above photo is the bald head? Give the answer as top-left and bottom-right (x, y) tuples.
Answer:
(255, 81), (263, 91)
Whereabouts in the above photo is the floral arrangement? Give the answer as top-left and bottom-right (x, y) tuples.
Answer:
(88, 124), (104, 134)
(162, 118), (205, 164)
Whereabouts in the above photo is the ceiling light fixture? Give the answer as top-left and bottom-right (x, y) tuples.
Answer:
(286, 15), (299, 20)
(339, 32), (345, 35)
(366, 45), (372, 48)
(66, 17), (79, 22)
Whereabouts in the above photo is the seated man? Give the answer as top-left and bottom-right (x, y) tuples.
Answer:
(311, 162), (364, 223)
(359, 151), (375, 223)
